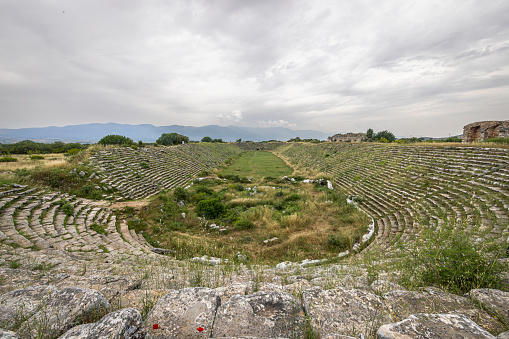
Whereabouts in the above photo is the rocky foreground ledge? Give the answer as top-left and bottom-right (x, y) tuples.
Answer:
(1, 254), (509, 339)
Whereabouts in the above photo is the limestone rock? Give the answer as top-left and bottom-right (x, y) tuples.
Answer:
(302, 286), (390, 338)
(0, 285), (53, 330)
(369, 280), (405, 295)
(59, 308), (145, 339)
(143, 287), (220, 338)
(120, 289), (167, 314)
(383, 287), (505, 333)
(467, 289), (509, 324)
(53, 274), (142, 303)
(212, 291), (306, 338)
(151, 248), (173, 255)
(17, 286), (110, 338)
(377, 313), (496, 338)
(498, 331), (509, 339)
(0, 329), (20, 339)
(282, 279), (313, 296)
(215, 283), (251, 303)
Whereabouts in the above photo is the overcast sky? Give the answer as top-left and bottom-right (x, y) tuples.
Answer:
(1, 0), (508, 137)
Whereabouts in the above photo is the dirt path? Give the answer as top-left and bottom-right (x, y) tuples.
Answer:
(109, 200), (151, 210)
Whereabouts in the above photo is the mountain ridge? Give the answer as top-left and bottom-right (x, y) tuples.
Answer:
(0, 123), (332, 143)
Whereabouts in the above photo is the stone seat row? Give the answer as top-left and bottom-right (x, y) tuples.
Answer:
(0, 185), (153, 256)
(281, 144), (509, 252)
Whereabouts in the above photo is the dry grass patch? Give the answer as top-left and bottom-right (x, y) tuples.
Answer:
(0, 153), (66, 171)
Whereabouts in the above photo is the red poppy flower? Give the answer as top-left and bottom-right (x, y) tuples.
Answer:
(153, 324), (159, 330)
(197, 327), (204, 332)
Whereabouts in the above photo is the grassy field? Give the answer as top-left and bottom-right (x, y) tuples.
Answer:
(131, 178), (368, 264)
(221, 151), (293, 180)
(0, 153), (66, 171)
(125, 150), (367, 264)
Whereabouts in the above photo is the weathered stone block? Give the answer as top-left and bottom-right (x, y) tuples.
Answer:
(143, 287), (220, 338)
(303, 286), (391, 338)
(59, 308), (145, 339)
(212, 291), (306, 338)
(377, 313), (496, 338)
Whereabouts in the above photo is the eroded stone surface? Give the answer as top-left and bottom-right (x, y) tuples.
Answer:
(0, 329), (20, 339)
(377, 313), (496, 339)
(143, 287), (220, 339)
(215, 283), (252, 303)
(59, 308), (145, 339)
(498, 330), (509, 339)
(369, 280), (405, 295)
(467, 289), (509, 324)
(17, 286), (110, 339)
(462, 120), (509, 142)
(0, 285), (53, 330)
(383, 287), (505, 333)
(303, 286), (391, 338)
(213, 291), (305, 338)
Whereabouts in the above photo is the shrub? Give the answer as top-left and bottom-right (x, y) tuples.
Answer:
(0, 156), (17, 162)
(196, 198), (225, 219)
(445, 137), (462, 142)
(140, 162), (149, 169)
(30, 155), (44, 160)
(122, 206), (136, 218)
(374, 130), (396, 143)
(173, 186), (188, 202)
(128, 217), (147, 232)
(234, 219), (254, 230)
(90, 223), (108, 234)
(400, 222), (504, 294)
(75, 184), (103, 200)
(157, 133), (189, 145)
(98, 134), (134, 146)
(284, 194), (301, 202)
(327, 233), (351, 251)
(60, 203), (74, 217)
(66, 148), (81, 156)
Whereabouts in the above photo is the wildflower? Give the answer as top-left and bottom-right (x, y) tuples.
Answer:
(153, 324), (159, 330)
(197, 327), (204, 332)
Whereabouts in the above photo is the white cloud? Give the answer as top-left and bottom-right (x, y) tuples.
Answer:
(218, 110), (243, 124)
(258, 120), (297, 128)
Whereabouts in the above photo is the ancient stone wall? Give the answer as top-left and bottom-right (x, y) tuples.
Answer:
(327, 132), (366, 142)
(462, 120), (509, 142)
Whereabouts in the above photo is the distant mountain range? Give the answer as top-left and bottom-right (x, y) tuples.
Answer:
(0, 123), (332, 143)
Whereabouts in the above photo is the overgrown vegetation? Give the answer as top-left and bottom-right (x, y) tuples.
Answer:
(399, 221), (505, 294)
(0, 140), (87, 155)
(128, 172), (367, 264)
(483, 137), (509, 144)
(156, 133), (189, 145)
(98, 134), (134, 146)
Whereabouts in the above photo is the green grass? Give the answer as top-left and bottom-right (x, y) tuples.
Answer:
(222, 151), (293, 180)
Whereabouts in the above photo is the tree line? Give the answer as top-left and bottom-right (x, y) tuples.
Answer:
(0, 140), (87, 155)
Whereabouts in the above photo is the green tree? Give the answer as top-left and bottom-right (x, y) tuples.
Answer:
(157, 133), (189, 146)
(366, 128), (374, 140)
(201, 136), (213, 143)
(374, 130), (396, 143)
(98, 135), (134, 146)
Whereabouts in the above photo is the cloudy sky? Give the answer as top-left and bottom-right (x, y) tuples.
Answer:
(1, 0), (508, 137)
